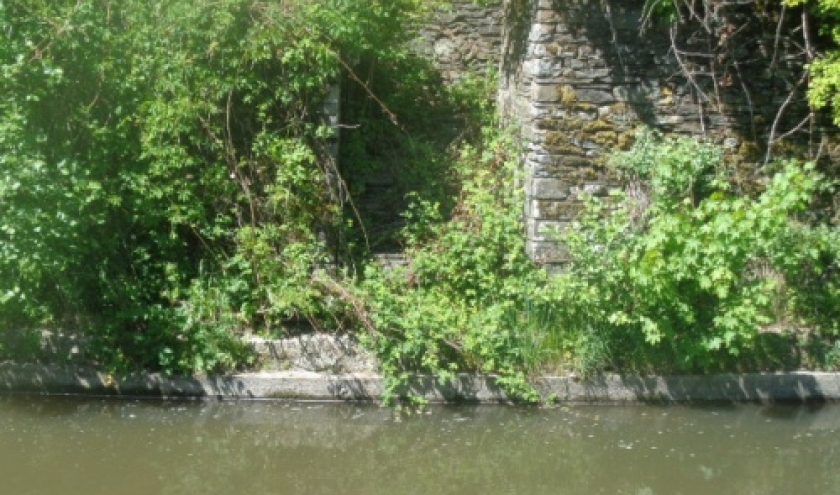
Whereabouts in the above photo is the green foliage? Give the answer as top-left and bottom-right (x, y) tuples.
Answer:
(3, 0), (838, 403)
(807, 54), (840, 124)
(0, 0), (425, 374)
(550, 130), (839, 372)
(640, 0), (681, 26)
(356, 121), (547, 404)
(782, 0), (840, 123)
(338, 59), (498, 253)
(356, 127), (839, 401)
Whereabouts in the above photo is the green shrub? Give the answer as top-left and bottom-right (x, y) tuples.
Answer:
(355, 120), (548, 404)
(550, 130), (839, 373)
(0, 0), (427, 374)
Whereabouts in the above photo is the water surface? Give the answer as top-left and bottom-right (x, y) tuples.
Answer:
(1, 396), (838, 495)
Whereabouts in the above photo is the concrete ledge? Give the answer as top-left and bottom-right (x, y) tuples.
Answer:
(2, 363), (840, 403)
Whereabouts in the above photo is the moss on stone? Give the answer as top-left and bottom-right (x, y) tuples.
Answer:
(582, 119), (615, 133)
(592, 131), (618, 146)
(610, 101), (631, 113)
(572, 102), (597, 111)
(616, 130), (636, 150)
(538, 117), (583, 132)
(544, 132), (586, 156)
(536, 200), (586, 220)
(558, 85), (577, 106)
(659, 86), (674, 106)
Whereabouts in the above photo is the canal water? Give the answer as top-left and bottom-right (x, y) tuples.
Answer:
(1, 396), (838, 495)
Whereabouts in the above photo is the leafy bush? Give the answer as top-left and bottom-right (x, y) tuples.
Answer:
(355, 119), (549, 404)
(550, 130), (840, 373)
(341, 124), (839, 403)
(0, 0), (427, 373)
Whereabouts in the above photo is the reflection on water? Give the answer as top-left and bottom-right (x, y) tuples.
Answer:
(1, 396), (839, 495)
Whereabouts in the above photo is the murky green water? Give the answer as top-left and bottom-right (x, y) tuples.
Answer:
(1, 396), (839, 495)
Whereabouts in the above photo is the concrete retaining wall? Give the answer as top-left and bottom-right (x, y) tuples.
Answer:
(8, 334), (839, 403)
(3, 363), (839, 404)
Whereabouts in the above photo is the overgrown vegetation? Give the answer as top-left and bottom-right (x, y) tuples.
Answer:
(0, 0), (430, 373)
(783, 0), (840, 124)
(1, 0), (839, 405)
(349, 126), (840, 404)
(354, 120), (550, 403)
(550, 131), (840, 374)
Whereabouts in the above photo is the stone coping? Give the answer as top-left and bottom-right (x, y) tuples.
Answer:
(2, 363), (839, 404)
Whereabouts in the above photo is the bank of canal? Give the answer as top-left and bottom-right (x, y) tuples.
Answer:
(3, 334), (840, 403)
(3, 363), (840, 403)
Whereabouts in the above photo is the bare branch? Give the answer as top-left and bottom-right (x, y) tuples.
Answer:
(769, 5), (786, 76)
(669, 24), (712, 105)
(335, 55), (402, 129)
(774, 114), (813, 142)
(764, 72), (809, 164)
(802, 9), (816, 60)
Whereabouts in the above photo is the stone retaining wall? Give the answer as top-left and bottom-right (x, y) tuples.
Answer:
(6, 334), (839, 403)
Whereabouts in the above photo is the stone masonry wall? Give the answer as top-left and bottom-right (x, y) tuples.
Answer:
(344, 0), (505, 256)
(497, 0), (821, 263)
(401, 1), (824, 264)
(414, 0), (505, 81)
